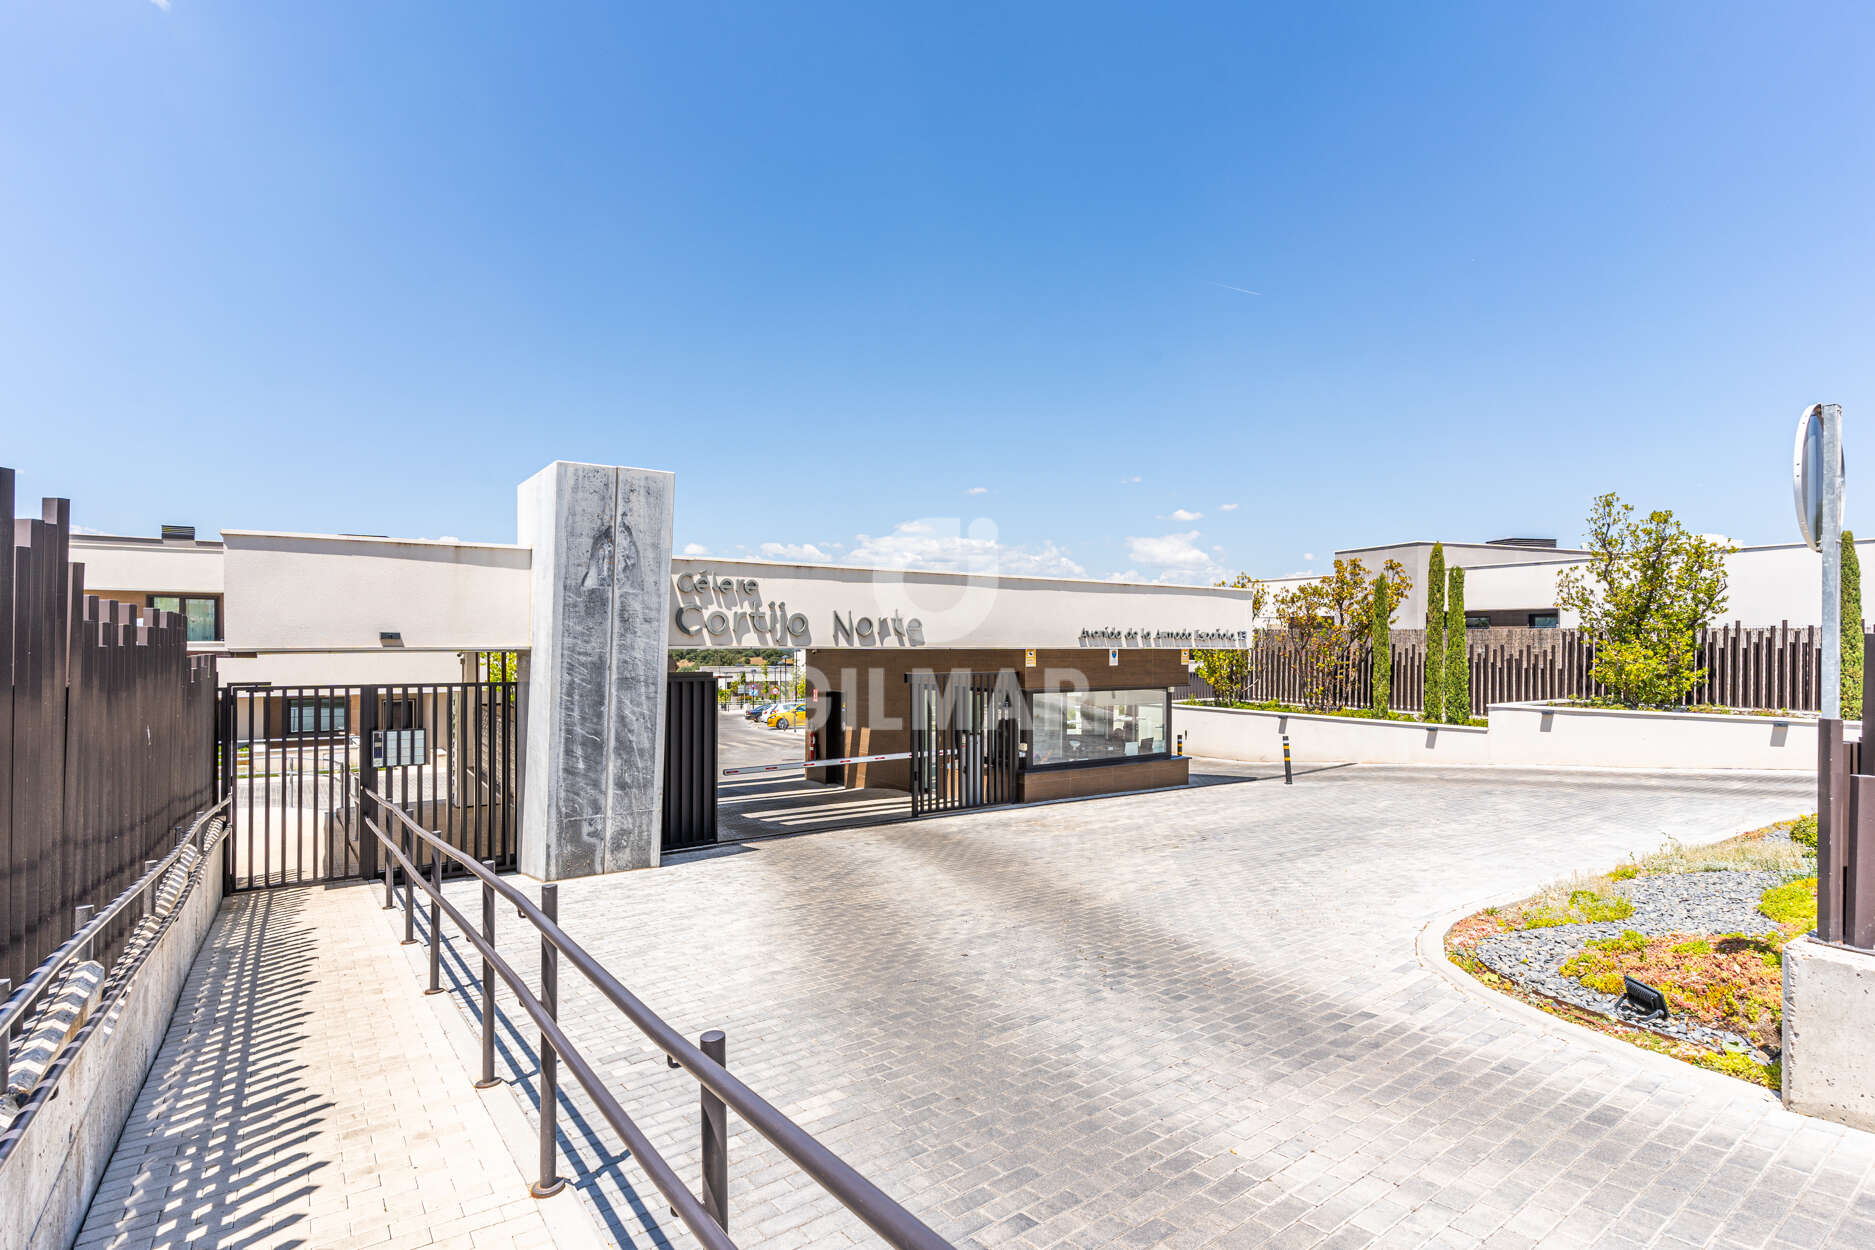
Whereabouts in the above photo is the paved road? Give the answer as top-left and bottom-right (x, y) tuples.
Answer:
(415, 764), (1874, 1249)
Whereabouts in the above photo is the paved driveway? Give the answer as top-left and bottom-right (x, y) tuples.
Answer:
(426, 765), (1875, 1249)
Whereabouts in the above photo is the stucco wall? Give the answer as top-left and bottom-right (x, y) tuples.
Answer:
(668, 556), (1257, 651)
(69, 536), (225, 595)
(221, 531), (530, 653)
(1172, 701), (1818, 771)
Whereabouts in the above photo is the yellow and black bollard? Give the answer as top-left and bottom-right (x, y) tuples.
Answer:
(1281, 734), (1293, 785)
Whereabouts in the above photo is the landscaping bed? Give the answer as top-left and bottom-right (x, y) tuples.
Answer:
(1446, 814), (1817, 1089)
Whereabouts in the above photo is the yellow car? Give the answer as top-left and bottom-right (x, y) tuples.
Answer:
(766, 702), (807, 729)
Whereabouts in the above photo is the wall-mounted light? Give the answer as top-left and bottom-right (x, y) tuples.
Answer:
(379, 631), (404, 648)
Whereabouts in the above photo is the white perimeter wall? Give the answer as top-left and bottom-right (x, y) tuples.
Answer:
(1173, 701), (1822, 771)
(68, 537), (224, 595)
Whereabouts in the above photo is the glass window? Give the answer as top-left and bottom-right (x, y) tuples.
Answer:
(1029, 689), (1169, 767)
(286, 697), (347, 736)
(146, 594), (221, 641)
(1527, 612), (1559, 629)
(1465, 615), (1491, 630)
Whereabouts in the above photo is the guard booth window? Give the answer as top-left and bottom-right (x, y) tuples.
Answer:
(1029, 689), (1170, 766)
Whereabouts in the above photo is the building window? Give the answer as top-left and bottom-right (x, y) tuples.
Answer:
(148, 594), (221, 642)
(1465, 615), (1491, 630)
(286, 696), (347, 736)
(1029, 689), (1170, 767)
(1527, 612), (1560, 629)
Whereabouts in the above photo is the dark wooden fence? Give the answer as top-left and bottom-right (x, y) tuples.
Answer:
(2, 468), (218, 989)
(1193, 621), (1840, 716)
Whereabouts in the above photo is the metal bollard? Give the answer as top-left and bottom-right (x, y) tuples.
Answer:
(73, 905), (96, 961)
(476, 861), (500, 1089)
(1281, 735), (1293, 785)
(424, 845), (444, 995)
(700, 1029), (728, 1230)
(531, 882), (566, 1198)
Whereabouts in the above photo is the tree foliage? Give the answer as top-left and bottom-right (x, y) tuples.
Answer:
(1193, 576), (1268, 704)
(1555, 493), (1732, 708)
(1424, 542), (1446, 722)
(1370, 577), (1392, 714)
(1443, 567), (1469, 723)
(1844, 529), (1863, 721)
(1268, 557), (1410, 711)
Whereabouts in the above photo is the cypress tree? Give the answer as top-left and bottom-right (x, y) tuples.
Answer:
(1445, 567), (1470, 724)
(1423, 543), (1446, 722)
(1844, 529), (1864, 722)
(1370, 577), (1392, 715)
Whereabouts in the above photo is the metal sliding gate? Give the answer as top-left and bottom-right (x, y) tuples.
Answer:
(218, 681), (519, 889)
(909, 671), (1019, 816)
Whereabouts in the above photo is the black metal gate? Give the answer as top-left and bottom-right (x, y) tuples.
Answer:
(661, 672), (719, 852)
(218, 681), (518, 889)
(909, 671), (1020, 816)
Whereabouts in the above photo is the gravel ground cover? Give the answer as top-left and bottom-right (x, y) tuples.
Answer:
(1448, 815), (1816, 1083)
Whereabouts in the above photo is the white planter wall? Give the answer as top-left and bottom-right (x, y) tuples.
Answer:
(1173, 701), (1820, 771)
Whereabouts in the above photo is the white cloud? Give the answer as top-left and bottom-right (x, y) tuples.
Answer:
(758, 541), (832, 561)
(1159, 508), (1203, 522)
(1126, 531), (1210, 568)
(1302, 552), (1315, 562)
(681, 542), (709, 556)
(150, 0), (171, 9)
(1219, 503), (1239, 512)
(847, 519), (1085, 577)
(1122, 475), (1142, 484)
(1105, 569), (1141, 582)
(965, 486), (989, 495)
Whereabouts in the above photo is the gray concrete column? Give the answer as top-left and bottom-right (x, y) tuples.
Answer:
(517, 461), (674, 878)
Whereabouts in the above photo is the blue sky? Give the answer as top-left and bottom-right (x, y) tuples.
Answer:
(4, 3), (1872, 583)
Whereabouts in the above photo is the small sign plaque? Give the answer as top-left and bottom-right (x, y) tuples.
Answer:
(1179, 649), (1190, 664)
(1024, 649), (1036, 668)
(1108, 649), (1119, 666)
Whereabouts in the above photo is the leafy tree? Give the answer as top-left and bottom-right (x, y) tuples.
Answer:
(1194, 575), (1268, 704)
(1424, 543), (1446, 721)
(1844, 530), (1864, 721)
(1443, 567), (1469, 723)
(1370, 577), (1392, 714)
(1269, 558), (1411, 711)
(1555, 493), (1732, 708)
(478, 651), (520, 682)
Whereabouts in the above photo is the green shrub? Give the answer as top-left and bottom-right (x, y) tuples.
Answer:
(1425, 543), (1446, 722)
(1759, 877), (1818, 930)
(1445, 567), (1470, 725)
(1670, 938), (1712, 955)
(1370, 577), (1391, 714)
(1845, 530), (1863, 721)
(1568, 889), (1635, 923)
(1590, 929), (1649, 953)
(1788, 813), (1818, 850)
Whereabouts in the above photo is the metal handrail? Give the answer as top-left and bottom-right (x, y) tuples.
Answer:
(357, 788), (951, 1250)
(0, 797), (231, 1045)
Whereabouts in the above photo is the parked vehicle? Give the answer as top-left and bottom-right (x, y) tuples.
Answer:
(767, 701), (807, 730)
(745, 702), (774, 722)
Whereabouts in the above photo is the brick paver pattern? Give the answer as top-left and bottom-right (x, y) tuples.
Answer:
(74, 886), (561, 1250)
(423, 765), (1875, 1249)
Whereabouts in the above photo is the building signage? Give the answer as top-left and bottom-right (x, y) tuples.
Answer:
(1078, 627), (1248, 648)
(673, 572), (925, 646)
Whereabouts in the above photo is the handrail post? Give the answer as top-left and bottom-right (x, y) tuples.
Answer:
(144, 860), (160, 917)
(475, 860), (499, 1088)
(401, 821), (417, 946)
(701, 1029), (728, 1231)
(357, 685), (380, 880)
(73, 905), (96, 962)
(381, 806), (395, 911)
(531, 882), (565, 1198)
(424, 841), (444, 995)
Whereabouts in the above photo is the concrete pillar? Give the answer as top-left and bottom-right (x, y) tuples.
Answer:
(517, 461), (674, 878)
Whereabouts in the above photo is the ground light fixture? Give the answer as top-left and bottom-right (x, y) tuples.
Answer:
(1618, 976), (1670, 1022)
